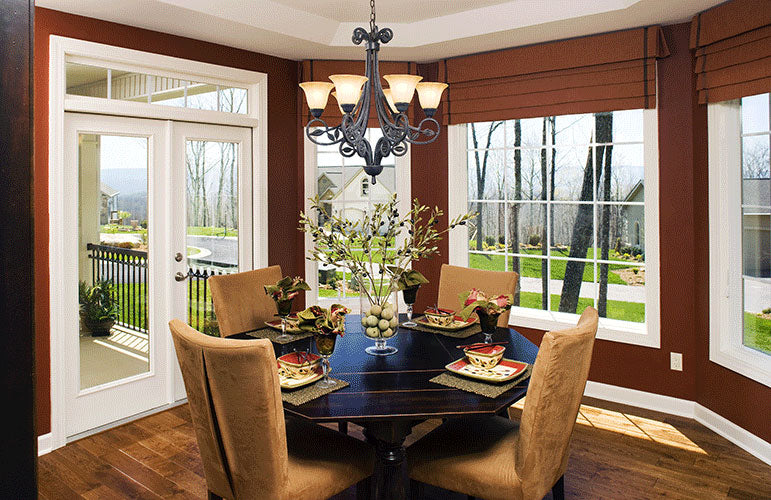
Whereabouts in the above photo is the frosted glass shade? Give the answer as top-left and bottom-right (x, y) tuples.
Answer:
(382, 89), (398, 114)
(416, 82), (448, 116)
(329, 74), (368, 112)
(332, 92), (347, 115)
(383, 74), (422, 112)
(299, 81), (334, 117)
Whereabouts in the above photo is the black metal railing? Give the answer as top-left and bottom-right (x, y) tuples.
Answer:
(87, 243), (149, 333)
(87, 243), (235, 336)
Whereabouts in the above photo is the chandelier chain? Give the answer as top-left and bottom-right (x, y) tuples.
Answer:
(370, 0), (376, 32)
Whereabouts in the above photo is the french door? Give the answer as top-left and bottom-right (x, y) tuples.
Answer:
(63, 113), (252, 436)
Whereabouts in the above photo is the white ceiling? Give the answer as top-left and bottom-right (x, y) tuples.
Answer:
(36, 0), (723, 62)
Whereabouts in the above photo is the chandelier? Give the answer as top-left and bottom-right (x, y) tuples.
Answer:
(299, 0), (448, 184)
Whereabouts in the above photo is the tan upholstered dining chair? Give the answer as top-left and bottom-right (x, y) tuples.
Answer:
(437, 264), (519, 327)
(209, 265), (283, 337)
(407, 307), (599, 500)
(169, 319), (375, 500)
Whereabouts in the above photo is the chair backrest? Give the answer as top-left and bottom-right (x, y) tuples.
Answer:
(513, 307), (598, 500)
(437, 264), (519, 327)
(209, 265), (283, 337)
(169, 319), (289, 499)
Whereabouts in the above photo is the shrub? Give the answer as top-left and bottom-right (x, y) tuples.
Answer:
(528, 234), (541, 246)
(484, 235), (496, 247)
(763, 307), (771, 315)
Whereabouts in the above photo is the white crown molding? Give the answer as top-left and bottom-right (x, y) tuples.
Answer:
(35, 0), (725, 62)
(585, 381), (771, 467)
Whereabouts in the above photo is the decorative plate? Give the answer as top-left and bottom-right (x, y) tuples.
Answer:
(265, 314), (302, 333)
(445, 357), (529, 383)
(278, 362), (324, 390)
(416, 315), (478, 331)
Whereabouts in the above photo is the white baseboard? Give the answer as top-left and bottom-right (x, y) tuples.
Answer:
(584, 381), (771, 466)
(694, 405), (771, 466)
(38, 433), (53, 457)
(584, 381), (696, 418)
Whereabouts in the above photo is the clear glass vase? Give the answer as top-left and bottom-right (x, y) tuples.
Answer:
(360, 282), (399, 356)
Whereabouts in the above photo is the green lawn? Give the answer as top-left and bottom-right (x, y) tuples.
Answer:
(187, 226), (238, 237)
(744, 312), (771, 355)
(470, 252), (629, 285)
(519, 292), (645, 323)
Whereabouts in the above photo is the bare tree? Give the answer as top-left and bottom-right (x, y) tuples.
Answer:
(597, 116), (614, 316)
(470, 121), (504, 251)
(540, 119), (548, 310)
(559, 113), (613, 314)
(509, 120), (522, 305)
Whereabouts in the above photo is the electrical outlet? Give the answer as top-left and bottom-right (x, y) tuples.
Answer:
(670, 352), (683, 371)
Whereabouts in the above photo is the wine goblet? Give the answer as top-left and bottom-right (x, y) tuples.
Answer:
(273, 297), (294, 342)
(402, 285), (420, 328)
(475, 308), (501, 344)
(314, 332), (337, 389)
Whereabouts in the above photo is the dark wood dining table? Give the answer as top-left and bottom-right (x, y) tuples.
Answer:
(273, 314), (538, 500)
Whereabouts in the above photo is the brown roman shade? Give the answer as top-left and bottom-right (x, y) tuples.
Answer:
(690, 0), (771, 103)
(300, 59), (415, 127)
(439, 26), (669, 125)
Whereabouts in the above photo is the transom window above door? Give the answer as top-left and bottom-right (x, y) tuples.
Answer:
(65, 62), (248, 114)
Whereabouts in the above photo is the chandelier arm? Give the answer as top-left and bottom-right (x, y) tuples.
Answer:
(402, 116), (441, 145)
(371, 48), (408, 147)
(305, 118), (345, 146)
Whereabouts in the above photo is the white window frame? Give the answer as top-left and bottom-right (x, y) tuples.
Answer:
(708, 99), (771, 388)
(303, 135), (411, 310)
(47, 36), (269, 451)
(448, 110), (660, 347)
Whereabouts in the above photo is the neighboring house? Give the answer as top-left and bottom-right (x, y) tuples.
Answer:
(742, 178), (770, 278)
(100, 182), (119, 225)
(326, 167), (394, 227)
(621, 180), (645, 250)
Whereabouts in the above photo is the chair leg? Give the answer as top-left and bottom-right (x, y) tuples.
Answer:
(356, 476), (372, 500)
(208, 491), (224, 500)
(551, 475), (565, 500)
(338, 420), (348, 434)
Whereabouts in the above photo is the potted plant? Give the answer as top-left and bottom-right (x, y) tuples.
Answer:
(299, 194), (474, 356)
(79, 279), (119, 336)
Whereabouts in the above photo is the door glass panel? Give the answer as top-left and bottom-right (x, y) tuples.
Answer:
(78, 133), (150, 389)
(186, 140), (240, 336)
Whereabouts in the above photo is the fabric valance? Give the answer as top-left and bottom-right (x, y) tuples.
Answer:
(690, 0), (771, 103)
(439, 26), (669, 124)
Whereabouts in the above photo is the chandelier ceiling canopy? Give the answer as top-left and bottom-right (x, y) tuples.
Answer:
(299, 0), (448, 183)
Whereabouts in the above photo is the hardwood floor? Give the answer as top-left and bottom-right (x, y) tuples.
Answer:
(38, 397), (771, 499)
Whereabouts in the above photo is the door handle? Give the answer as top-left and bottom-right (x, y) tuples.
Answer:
(174, 271), (188, 282)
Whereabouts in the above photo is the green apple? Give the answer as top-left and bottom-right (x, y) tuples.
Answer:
(369, 305), (382, 316)
(389, 316), (398, 328)
(361, 316), (368, 327)
(378, 319), (390, 330)
(365, 327), (379, 338)
(382, 328), (394, 338)
(366, 315), (379, 327)
(380, 308), (394, 320)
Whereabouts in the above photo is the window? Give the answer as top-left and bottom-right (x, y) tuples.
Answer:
(449, 110), (659, 346)
(304, 128), (410, 307)
(709, 93), (771, 387)
(65, 62), (248, 114)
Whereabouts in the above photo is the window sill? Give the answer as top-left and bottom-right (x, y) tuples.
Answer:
(710, 341), (771, 389)
(508, 306), (659, 348)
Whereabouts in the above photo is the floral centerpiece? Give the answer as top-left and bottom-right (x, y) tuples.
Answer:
(458, 288), (514, 343)
(296, 304), (350, 336)
(296, 304), (350, 388)
(264, 276), (310, 316)
(299, 194), (474, 355)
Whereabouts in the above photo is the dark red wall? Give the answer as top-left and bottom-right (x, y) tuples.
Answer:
(34, 10), (771, 445)
(34, 7), (301, 434)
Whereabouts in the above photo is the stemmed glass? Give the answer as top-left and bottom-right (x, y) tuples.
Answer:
(273, 298), (294, 342)
(475, 308), (501, 344)
(314, 332), (337, 389)
(402, 285), (420, 328)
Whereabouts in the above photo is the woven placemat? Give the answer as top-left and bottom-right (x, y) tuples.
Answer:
(429, 366), (531, 399)
(245, 327), (314, 345)
(281, 378), (349, 406)
(402, 316), (482, 339)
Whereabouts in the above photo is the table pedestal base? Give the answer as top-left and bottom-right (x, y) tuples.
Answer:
(363, 420), (414, 500)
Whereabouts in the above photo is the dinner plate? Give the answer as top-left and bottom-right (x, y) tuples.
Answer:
(265, 314), (303, 333)
(445, 357), (529, 383)
(416, 315), (478, 331)
(278, 363), (324, 390)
